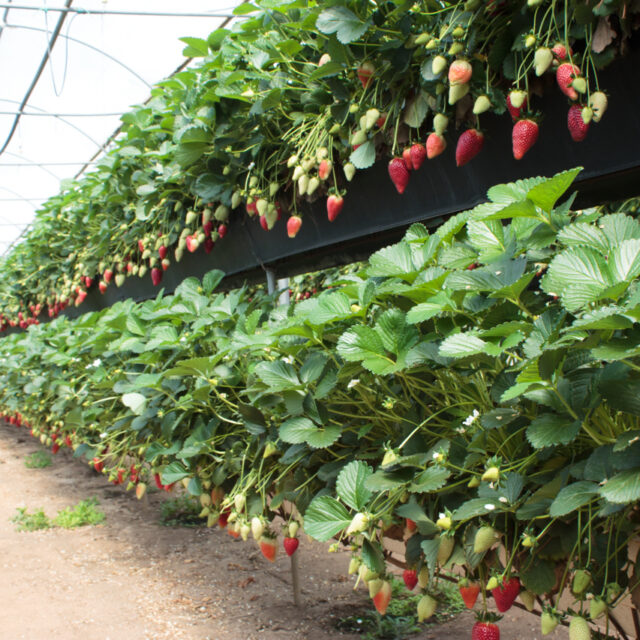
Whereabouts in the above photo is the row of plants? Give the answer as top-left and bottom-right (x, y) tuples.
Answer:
(2, 170), (639, 639)
(0, 0), (637, 328)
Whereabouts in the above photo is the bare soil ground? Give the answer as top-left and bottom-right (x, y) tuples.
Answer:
(0, 420), (565, 640)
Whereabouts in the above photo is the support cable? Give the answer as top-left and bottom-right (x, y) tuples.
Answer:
(0, 4), (239, 18)
(0, 0), (73, 155)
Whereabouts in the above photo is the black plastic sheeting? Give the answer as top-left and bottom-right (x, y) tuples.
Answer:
(8, 45), (640, 331)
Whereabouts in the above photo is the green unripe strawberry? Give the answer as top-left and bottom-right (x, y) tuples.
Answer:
(436, 515), (452, 530)
(432, 55), (447, 76)
(346, 512), (369, 535)
(251, 516), (264, 540)
(368, 578), (383, 598)
(417, 594), (437, 621)
(534, 47), (553, 76)
(343, 162), (356, 181)
(473, 95), (491, 114)
(572, 569), (591, 595)
(520, 590), (535, 611)
(541, 612), (559, 635)
(486, 576), (499, 590)
(437, 535), (455, 565)
(417, 566), (430, 589)
(348, 556), (361, 575)
(481, 466), (500, 482)
(467, 476), (480, 488)
(589, 596), (607, 619)
(569, 616), (591, 640)
(474, 526), (500, 553)
(448, 82), (469, 105)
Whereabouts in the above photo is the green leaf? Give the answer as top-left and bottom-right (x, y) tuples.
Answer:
(365, 470), (410, 491)
(599, 213), (640, 246)
(233, 2), (258, 15)
(375, 309), (419, 357)
(600, 379), (640, 416)
(316, 6), (370, 44)
(526, 167), (582, 211)
(304, 496), (352, 541)
(526, 415), (582, 448)
(300, 353), (329, 384)
(599, 470), (640, 504)
(279, 416), (340, 449)
(520, 560), (557, 595)
(255, 360), (300, 391)
(180, 37), (210, 57)
(403, 91), (429, 128)
(549, 481), (599, 517)
(336, 460), (373, 511)
(368, 242), (418, 280)
(337, 326), (395, 374)
(349, 140), (376, 169)
(609, 239), (640, 282)
(439, 333), (496, 358)
(121, 392), (146, 415)
(161, 462), (190, 485)
(558, 222), (609, 254)
(408, 467), (450, 493)
(203, 270), (224, 294)
(453, 498), (502, 521)
(361, 538), (386, 574)
(309, 61), (344, 80)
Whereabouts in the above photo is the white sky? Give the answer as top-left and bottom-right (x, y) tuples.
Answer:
(0, 0), (239, 253)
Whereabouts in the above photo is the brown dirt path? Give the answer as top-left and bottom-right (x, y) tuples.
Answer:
(0, 420), (565, 640)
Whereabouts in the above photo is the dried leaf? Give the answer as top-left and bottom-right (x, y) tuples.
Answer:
(592, 18), (615, 54)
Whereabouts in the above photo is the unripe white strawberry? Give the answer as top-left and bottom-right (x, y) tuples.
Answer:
(251, 516), (264, 540)
(417, 594), (437, 621)
(569, 616), (591, 640)
(343, 162), (356, 181)
(433, 113), (448, 135)
(473, 95), (491, 114)
(589, 91), (608, 122)
(541, 611), (559, 635)
(346, 512), (369, 535)
(474, 526), (500, 553)
(432, 55), (447, 76)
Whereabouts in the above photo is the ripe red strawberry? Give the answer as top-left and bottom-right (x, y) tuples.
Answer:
(405, 518), (417, 533)
(161, 258), (170, 271)
(448, 59), (473, 85)
(456, 129), (484, 167)
(84, 276), (93, 289)
(228, 527), (240, 538)
(158, 245), (168, 260)
(388, 157), (410, 194)
(512, 119), (539, 159)
(98, 281), (107, 294)
(217, 223), (227, 239)
(246, 201), (257, 215)
(113, 468), (125, 485)
(204, 237), (214, 253)
(52, 442), (60, 454)
(552, 42), (570, 60)
(154, 472), (164, 490)
(259, 536), (277, 562)
(506, 93), (527, 121)
(402, 147), (414, 170)
(472, 621), (500, 640)
(92, 458), (104, 473)
(283, 537), (299, 556)
(459, 581), (481, 608)
(491, 577), (521, 612)
(403, 569), (418, 591)
(138, 238), (145, 252)
(151, 267), (162, 286)
(410, 143), (427, 170)
(557, 63), (580, 100)
(104, 268), (113, 283)
(357, 61), (375, 89)
(203, 221), (213, 237)
(287, 215), (302, 238)
(318, 159), (331, 180)
(64, 435), (72, 447)
(327, 194), (344, 222)
(426, 133), (446, 159)
(568, 104), (589, 141)
(259, 215), (269, 231)
(129, 464), (139, 483)
(218, 508), (230, 528)
(372, 580), (392, 615)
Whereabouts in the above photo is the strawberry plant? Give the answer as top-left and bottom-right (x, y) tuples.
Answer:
(0, 1), (637, 326)
(1, 168), (640, 638)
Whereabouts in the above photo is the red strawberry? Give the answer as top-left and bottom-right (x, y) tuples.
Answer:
(388, 157), (410, 194)
(552, 42), (570, 60)
(409, 143), (427, 170)
(84, 276), (93, 289)
(472, 621), (500, 640)
(113, 468), (125, 485)
(283, 537), (299, 556)
(151, 267), (162, 286)
(318, 159), (331, 180)
(161, 258), (170, 271)
(372, 580), (392, 615)
(557, 63), (580, 100)
(154, 472), (164, 490)
(138, 239), (145, 252)
(98, 281), (107, 294)
(92, 458), (104, 473)
(158, 245), (168, 260)
(130, 465), (139, 483)
(218, 509), (230, 529)
(228, 527), (240, 538)
(246, 201), (257, 215)
(203, 221), (213, 237)
(456, 129), (484, 167)
(52, 442), (60, 454)
(403, 569), (418, 591)
(426, 133), (446, 159)
(204, 237), (214, 253)
(259, 536), (277, 562)
(448, 59), (472, 85)
(506, 93), (527, 121)
(259, 215), (269, 231)
(64, 435), (72, 447)
(104, 268), (113, 283)
(512, 119), (539, 159)
(327, 194), (344, 222)
(357, 62), (375, 89)
(287, 215), (302, 238)
(491, 577), (521, 612)
(459, 581), (481, 608)
(568, 104), (589, 141)
(217, 224), (227, 239)
(405, 518), (417, 533)
(402, 147), (414, 170)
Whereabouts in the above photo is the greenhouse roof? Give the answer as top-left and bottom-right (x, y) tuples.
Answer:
(0, 0), (238, 254)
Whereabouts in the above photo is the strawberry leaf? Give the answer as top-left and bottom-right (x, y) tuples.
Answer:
(549, 481), (599, 517)
(304, 496), (352, 542)
(336, 460), (373, 511)
(316, 7), (371, 44)
(349, 140), (376, 169)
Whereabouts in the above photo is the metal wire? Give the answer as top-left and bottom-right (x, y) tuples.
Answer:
(0, 111), (124, 116)
(0, 4), (239, 17)
(0, 0), (73, 155)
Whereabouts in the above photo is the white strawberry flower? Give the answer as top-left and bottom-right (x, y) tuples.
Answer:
(484, 503), (496, 511)
(463, 409), (480, 426)
(347, 379), (359, 389)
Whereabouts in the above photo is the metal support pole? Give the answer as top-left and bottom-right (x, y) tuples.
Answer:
(290, 551), (302, 607)
(265, 268), (276, 295)
(277, 278), (290, 305)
